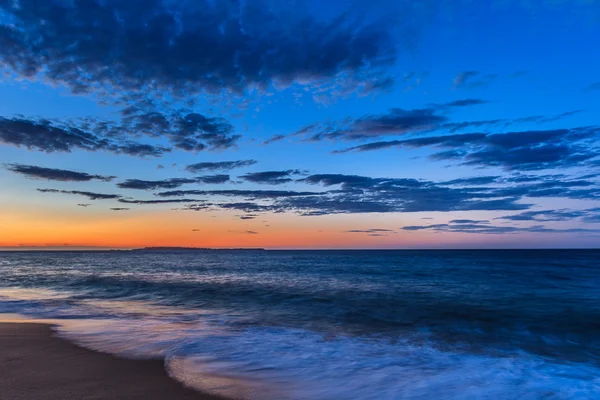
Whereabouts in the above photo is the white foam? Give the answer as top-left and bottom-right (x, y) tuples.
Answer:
(52, 318), (600, 400)
(2, 286), (599, 399)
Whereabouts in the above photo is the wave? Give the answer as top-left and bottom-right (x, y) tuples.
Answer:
(2, 287), (600, 399)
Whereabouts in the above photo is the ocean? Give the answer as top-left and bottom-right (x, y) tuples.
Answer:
(0, 250), (598, 399)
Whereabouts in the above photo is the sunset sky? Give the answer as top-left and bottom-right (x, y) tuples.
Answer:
(1, 0), (599, 249)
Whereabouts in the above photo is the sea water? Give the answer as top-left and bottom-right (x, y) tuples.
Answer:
(0, 250), (599, 399)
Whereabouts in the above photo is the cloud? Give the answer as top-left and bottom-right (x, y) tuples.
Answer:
(434, 99), (490, 108)
(110, 208), (130, 211)
(118, 198), (206, 205)
(0, 0), (398, 101)
(185, 160), (257, 173)
(295, 100), (488, 141)
(5, 163), (115, 182)
(263, 135), (286, 145)
(157, 189), (323, 199)
(278, 173), (532, 215)
(344, 228), (395, 235)
(149, 171), (599, 218)
(37, 189), (121, 200)
(77, 204), (91, 207)
(586, 82), (600, 92)
(227, 230), (259, 235)
(401, 221), (599, 235)
(497, 208), (598, 222)
(296, 108), (448, 141)
(452, 71), (498, 90)
(31, 169), (599, 225)
(441, 176), (501, 186)
(117, 175), (229, 190)
(112, 109), (241, 152)
(449, 219), (490, 224)
(240, 170), (303, 185)
(0, 116), (168, 157)
(338, 127), (600, 171)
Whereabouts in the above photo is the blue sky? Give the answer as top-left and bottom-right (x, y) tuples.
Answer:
(0, 0), (599, 248)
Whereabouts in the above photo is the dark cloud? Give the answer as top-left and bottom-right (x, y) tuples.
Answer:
(509, 70), (529, 79)
(240, 170), (303, 185)
(452, 71), (498, 90)
(215, 202), (279, 213)
(583, 209), (600, 223)
(263, 135), (287, 145)
(109, 109), (241, 152)
(118, 198), (205, 205)
(279, 173), (531, 215)
(338, 127), (600, 171)
(441, 176), (501, 186)
(433, 99), (490, 108)
(0, 0), (397, 100)
(295, 107), (450, 141)
(5, 163), (115, 182)
(77, 204), (91, 207)
(497, 208), (598, 222)
(344, 228), (395, 233)
(185, 160), (257, 173)
(0, 116), (168, 157)
(449, 219), (490, 224)
(228, 230), (260, 235)
(402, 222), (599, 235)
(157, 189), (323, 199)
(110, 208), (130, 211)
(37, 189), (121, 200)
(586, 82), (600, 92)
(117, 175), (229, 190)
(238, 214), (258, 220)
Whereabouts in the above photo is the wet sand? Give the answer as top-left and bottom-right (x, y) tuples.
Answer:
(0, 322), (229, 400)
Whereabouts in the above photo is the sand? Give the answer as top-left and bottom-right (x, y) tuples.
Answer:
(0, 322), (229, 400)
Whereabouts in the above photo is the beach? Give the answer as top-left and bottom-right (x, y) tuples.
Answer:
(0, 322), (226, 400)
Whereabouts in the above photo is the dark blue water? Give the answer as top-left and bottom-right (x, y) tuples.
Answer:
(0, 250), (599, 399)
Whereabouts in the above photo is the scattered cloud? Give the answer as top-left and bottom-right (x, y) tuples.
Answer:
(185, 160), (257, 173)
(344, 228), (395, 235)
(111, 109), (241, 152)
(263, 135), (287, 145)
(402, 221), (599, 235)
(585, 82), (600, 92)
(0, 116), (169, 157)
(0, 0), (398, 101)
(117, 175), (229, 190)
(294, 99), (489, 141)
(37, 189), (121, 200)
(240, 170), (304, 185)
(452, 71), (498, 90)
(338, 127), (600, 171)
(5, 163), (115, 182)
(118, 198), (206, 205)
(157, 189), (323, 199)
(497, 208), (600, 222)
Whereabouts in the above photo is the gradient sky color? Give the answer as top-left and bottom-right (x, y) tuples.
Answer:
(0, 0), (599, 249)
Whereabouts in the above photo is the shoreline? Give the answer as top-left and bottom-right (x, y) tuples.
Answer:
(0, 322), (230, 400)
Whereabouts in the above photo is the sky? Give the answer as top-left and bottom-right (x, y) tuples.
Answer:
(0, 0), (599, 249)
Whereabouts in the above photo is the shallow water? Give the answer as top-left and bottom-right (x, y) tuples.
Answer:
(0, 250), (599, 399)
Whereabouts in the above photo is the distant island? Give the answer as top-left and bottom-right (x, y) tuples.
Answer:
(127, 247), (267, 252)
